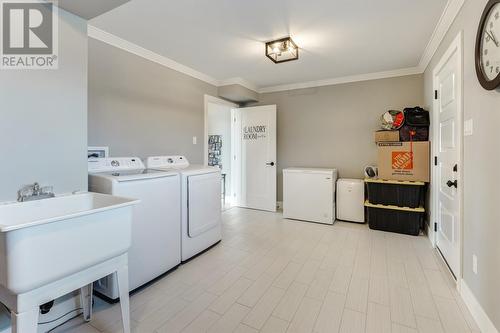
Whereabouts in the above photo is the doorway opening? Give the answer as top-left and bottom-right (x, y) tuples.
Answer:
(204, 95), (278, 213)
(204, 95), (238, 210)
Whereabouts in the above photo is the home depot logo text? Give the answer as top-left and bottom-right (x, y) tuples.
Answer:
(392, 151), (413, 170)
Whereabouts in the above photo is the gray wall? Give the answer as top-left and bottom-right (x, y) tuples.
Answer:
(258, 74), (424, 200)
(88, 38), (218, 163)
(423, 0), (500, 329)
(0, 9), (88, 202)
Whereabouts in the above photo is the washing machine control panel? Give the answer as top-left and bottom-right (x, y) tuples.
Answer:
(145, 155), (189, 169)
(88, 157), (145, 172)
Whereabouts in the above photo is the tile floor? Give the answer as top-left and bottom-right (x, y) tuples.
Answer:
(56, 208), (480, 333)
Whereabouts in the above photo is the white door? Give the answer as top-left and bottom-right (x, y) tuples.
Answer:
(234, 105), (277, 212)
(433, 34), (462, 278)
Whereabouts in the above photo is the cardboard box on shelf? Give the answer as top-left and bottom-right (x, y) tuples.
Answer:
(374, 130), (400, 143)
(377, 141), (430, 182)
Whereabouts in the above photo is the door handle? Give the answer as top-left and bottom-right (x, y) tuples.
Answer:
(266, 162), (275, 166)
(446, 180), (458, 188)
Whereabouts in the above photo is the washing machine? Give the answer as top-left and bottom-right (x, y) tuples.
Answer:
(146, 155), (222, 262)
(88, 157), (181, 301)
(336, 179), (365, 223)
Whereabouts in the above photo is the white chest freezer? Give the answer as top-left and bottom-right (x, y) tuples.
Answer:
(336, 178), (365, 223)
(283, 167), (337, 224)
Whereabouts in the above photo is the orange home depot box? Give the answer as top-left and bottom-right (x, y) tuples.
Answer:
(377, 142), (430, 182)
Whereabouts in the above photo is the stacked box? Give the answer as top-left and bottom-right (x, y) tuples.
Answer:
(365, 179), (425, 208)
(365, 201), (424, 236)
(370, 108), (430, 235)
(377, 142), (430, 182)
(364, 179), (426, 236)
(374, 130), (400, 143)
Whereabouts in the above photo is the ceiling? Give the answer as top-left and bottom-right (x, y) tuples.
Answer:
(90, 0), (448, 90)
(59, 0), (130, 20)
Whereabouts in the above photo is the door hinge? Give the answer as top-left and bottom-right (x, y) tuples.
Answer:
(434, 90), (438, 100)
(434, 156), (438, 166)
(434, 222), (438, 232)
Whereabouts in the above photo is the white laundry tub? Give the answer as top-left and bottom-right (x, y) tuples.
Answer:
(0, 192), (138, 295)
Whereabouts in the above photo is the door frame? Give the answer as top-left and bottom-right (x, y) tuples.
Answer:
(232, 108), (242, 206)
(203, 94), (239, 166)
(430, 31), (464, 287)
(204, 95), (239, 206)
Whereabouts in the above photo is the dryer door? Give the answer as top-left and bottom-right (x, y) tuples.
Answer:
(187, 172), (221, 237)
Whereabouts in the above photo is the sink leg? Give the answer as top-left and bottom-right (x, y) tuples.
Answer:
(116, 265), (131, 333)
(80, 283), (93, 322)
(11, 308), (38, 333)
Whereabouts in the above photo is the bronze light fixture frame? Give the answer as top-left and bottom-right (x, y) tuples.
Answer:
(265, 37), (299, 64)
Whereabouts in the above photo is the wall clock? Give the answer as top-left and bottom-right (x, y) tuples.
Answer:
(476, 0), (500, 90)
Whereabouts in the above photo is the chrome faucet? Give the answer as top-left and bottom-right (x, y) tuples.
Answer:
(17, 182), (55, 202)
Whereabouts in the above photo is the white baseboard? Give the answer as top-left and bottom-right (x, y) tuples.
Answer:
(460, 279), (499, 333)
(427, 222), (435, 247)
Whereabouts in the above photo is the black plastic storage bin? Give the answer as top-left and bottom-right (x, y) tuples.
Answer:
(365, 201), (424, 236)
(365, 179), (425, 208)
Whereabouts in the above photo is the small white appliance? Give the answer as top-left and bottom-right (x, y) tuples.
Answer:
(336, 179), (365, 223)
(146, 155), (222, 262)
(283, 168), (338, 224)
(364, 165), (378, 179)
(88, 157), (181, 301)
(88, 146), (109, 159)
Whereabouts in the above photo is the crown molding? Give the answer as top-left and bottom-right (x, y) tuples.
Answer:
(418, 0), (465, 71)
(87, 25), (421, 95)
(88, 25), (221, 86)
(88, 0), (463, 95)
(258, 67), (422, 93)
(260, 0), (465, 93)
(88, 24), (261, 92)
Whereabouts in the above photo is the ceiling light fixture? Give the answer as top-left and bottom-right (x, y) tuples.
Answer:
(265, 37), (299, 64)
